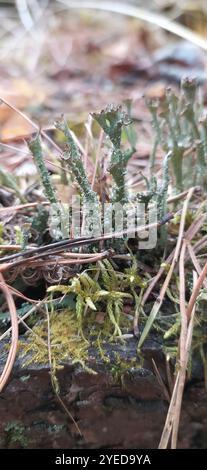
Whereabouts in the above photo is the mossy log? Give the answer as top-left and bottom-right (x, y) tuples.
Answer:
(0, 336), (206, 449)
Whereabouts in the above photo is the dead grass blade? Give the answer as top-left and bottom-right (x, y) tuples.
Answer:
(171, 240), (187, 449)
(152, 358), (171, 403)
(59, 1), (207, 51)
(138, 187), (195, 349)
(159, 267), (197, 449)
(0, 97), (61, 154)
(45, 305), (82, 436)
(0, 201), (49, 216)
(186, 258), (207, 322)
(187, 241), (207, 289)
(141, 211), (206, 308)
(0, 299), (45, 343)
(0, 273), (18, 392)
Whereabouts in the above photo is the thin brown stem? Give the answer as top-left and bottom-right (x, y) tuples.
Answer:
(142, 204), (205, 308)
(0, 273), (18, 392)
(45, 305), (82, 436)
(0, 97), (61, 154)
(139, 188), (195, 348)
(187, 241), (207, 289)
(186, 259), (207, 321)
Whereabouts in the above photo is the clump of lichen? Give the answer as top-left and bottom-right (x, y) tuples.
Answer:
(19, 309), (88, 369)
(147, 77), (207, 191)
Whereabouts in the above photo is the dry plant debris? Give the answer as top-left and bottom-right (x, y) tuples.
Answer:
(0, 0), (207, 450)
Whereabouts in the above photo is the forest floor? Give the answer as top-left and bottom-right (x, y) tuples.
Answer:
(0, 0), (207, 450)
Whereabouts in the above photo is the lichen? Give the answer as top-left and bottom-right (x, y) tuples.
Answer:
(92, 105), (136, 203)
(28, 135), (58, 205)
(147, 78), (207, 191)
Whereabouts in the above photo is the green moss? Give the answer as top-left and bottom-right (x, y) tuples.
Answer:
(19, 297), (135, 376)
(17, 258), (155, 378)
(48, 258), (146, 342)
(19, 309), (89, 369)
(110, 352), (144, 382)
(4, 421), (28, 448)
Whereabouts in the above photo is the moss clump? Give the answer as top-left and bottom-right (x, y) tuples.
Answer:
(110, 352), (143, 382)
(19, 309), (88, 369)
(19, 305), (135, 375)
(48, 258), (146, 343)
(19, 258), (146, 373)
(4, 421), (28, 448)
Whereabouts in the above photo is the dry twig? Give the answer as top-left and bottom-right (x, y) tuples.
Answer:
(0, 273), (18, 392)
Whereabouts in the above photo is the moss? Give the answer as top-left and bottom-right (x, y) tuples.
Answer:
(110, 352), (144, 383)
(18, 258), (147, 376)
(4, 421), (28, 448)
(19, 301), (135, 377)
(48, 258), (146, 343)
(19, 309), (89, 369)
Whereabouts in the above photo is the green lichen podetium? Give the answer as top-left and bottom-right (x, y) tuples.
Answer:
(181, 77), (206, 183)
(147, 78), (207, 192)
(54, 116), (101, 236)
(28, 134), (58, 204)
(92, 105), (136, 204)
(0, 166), (26, 203)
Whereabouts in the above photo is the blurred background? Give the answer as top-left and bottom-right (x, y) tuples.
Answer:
(0, 0), (207, 139)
